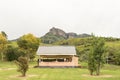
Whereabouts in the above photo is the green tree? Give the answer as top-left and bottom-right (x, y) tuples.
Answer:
(114, 49), (120, 65)
(0, 33), (7, 61)
(17, 33), (40, 61)
(88, 36), (106, 75)
(15, 57), (29, 77)
(107, 46), (120, 65)
(4, 46), (25, 61)
(1, 31), (7, 39)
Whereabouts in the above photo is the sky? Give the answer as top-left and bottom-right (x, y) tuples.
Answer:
(0, 0), (120, 40)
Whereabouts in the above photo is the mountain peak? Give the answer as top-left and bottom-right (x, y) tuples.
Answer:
(49, 27), (67, 38)
(41, 27), (91, 44)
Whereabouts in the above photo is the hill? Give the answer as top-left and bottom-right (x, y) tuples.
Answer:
(41, 27), (91, 44)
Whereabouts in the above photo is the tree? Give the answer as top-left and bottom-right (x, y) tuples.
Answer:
(114, 49), (120, 65)
(1, 31), (7, 39)
(4, 46), (25, 61)
(17, 33), (40, 61)
(88, 36), (106, 75)
(15, 57), (29, 77)
(107, 46), (120, 65)
(0, 33), (7, 61)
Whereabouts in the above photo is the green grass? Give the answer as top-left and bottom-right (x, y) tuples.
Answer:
(0, 62), (120, 80)
(106, 41), (120, 47)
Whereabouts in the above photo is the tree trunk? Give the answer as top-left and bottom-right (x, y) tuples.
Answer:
(96, 64), (100, 75)
(1, 52), (3, 61)
(90, 70), (93, 75)
(96, 68), (100, 75)
(22, 71), (26, 77)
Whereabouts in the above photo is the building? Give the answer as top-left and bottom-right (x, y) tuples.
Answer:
(36, 46), (78, 67)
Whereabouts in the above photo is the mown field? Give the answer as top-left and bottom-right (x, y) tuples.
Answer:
(0, 61), (120, 80)
(2, 40), (120, 80)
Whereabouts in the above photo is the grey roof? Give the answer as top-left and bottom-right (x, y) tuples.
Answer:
(36, 46), (76, 55)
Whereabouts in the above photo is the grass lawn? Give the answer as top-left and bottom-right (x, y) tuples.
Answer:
(0, 61), (120, 80)
(106, 41), (120, 47)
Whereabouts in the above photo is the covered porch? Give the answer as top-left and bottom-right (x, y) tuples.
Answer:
(38, 55), (78, 67)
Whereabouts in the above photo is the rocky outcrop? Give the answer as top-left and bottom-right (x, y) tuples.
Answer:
(49, 27), (67, 38)
(67, 32), (77, 38)
(41, 27), (91, 44)
(77, 33), (91, 38)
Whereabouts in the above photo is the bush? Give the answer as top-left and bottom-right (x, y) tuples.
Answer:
(107, 46), (120, 65)
(4, 46), (25, 61)
(15, 56), (29, 77)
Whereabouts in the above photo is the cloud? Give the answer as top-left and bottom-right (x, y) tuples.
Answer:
(0, 0), (120, 39)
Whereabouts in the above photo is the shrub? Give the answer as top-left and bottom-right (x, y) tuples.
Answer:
(15, 56), (29, 77)
(4, 46), (25, 61)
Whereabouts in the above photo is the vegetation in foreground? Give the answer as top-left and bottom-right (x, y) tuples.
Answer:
(88, 36), (106, 75)
(14, 57), (29, 77)
(0, 61), (120, 80)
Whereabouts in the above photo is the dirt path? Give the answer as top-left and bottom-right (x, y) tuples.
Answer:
(9, 74), (38, 80)
(0, 68), (16, 70)
(82, 74), (113, 78)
